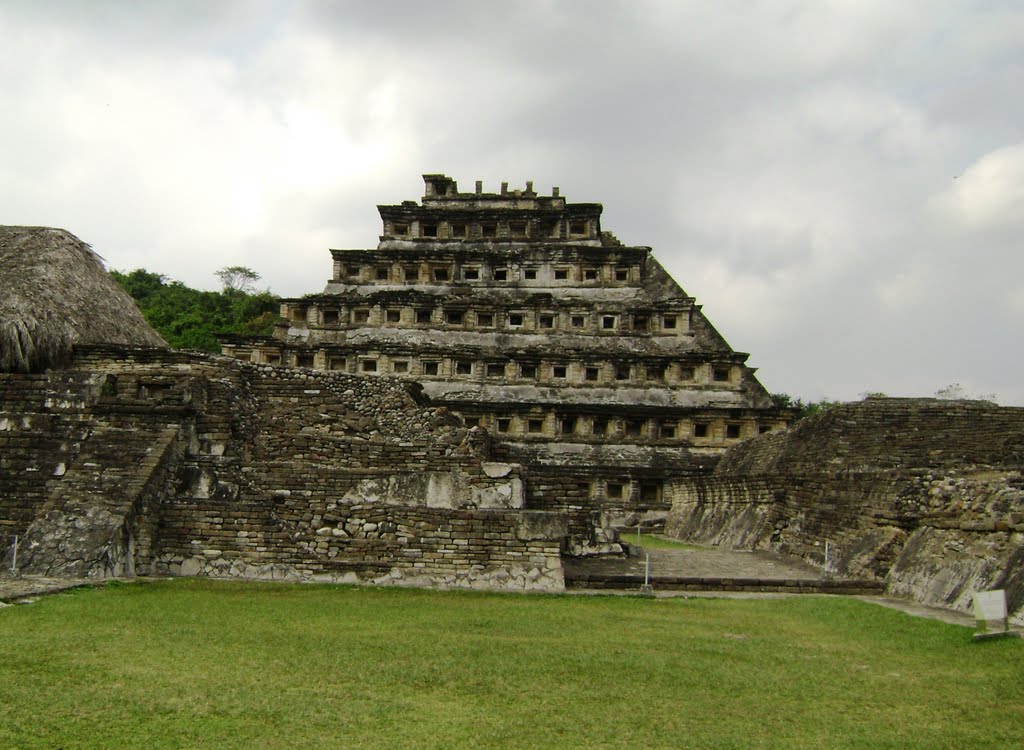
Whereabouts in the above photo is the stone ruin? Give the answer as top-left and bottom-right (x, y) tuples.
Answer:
(219, 174), (790, 543)
(2, 179), (1021, 616)
(1, 347), (565, 590)
(1, 177), (790, 590)
(664, 397), (1024, 623)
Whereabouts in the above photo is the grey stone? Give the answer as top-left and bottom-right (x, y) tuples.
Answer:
(179, 557), (204, 576)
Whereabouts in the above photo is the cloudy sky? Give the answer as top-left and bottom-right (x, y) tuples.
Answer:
(2, 1), (1022, 404)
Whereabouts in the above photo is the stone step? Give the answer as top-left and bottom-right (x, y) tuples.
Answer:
(564, 572), (885, 595)
(15, 426), (180, 578)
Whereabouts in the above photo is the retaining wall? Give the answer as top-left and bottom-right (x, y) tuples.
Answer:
(1, 347), (566, 591)
(665, 399), (1024, 621)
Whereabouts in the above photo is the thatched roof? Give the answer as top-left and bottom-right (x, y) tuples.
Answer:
(0, 227), (167, 372)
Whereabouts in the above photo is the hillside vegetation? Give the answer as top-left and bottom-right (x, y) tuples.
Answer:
(111, 268), (278, 352)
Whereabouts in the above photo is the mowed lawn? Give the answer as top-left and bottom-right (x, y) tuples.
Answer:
(1, 580), (1021, 749)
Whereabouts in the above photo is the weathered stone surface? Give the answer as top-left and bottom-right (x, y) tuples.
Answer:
(16, 426), (178, 578)
(664, 398), (1024, 623)
(218, 174), (794, 540)
(341, 469), (522, 510)
(517, 510), (568, 541)
(482, 462), (513, 478)
(0, 348), (565, 591)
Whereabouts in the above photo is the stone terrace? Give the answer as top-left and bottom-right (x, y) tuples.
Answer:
(664, 398), (1024, 621)
(2, 347), (567, 592)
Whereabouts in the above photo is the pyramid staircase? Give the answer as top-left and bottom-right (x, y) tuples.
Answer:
(16, 424), (179, 578)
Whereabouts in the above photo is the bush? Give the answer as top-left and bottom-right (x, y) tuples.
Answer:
(111, 269), (279, 352)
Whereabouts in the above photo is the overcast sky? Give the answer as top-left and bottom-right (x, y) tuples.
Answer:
(2, 1), (1022, 404)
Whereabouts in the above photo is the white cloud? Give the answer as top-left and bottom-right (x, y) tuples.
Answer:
(1005, 287), (1024, 316)
(1, 1), (1023, 405)
(0, 16), (423, 293)
(644, 0), (929, 78)
(946, 143), (1024, 229)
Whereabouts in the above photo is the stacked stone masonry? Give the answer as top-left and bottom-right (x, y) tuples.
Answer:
(220, 175), (790, 529)
(0, 372), (112, 543)
(3, 186), (1020, 617)
(1, 347), (566, 591)
(663, 398), (1024, 622)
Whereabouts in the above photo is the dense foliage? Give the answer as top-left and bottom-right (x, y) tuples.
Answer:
(770, 393), (843, 421)
(771, 385), (998, 420)
(111, 268), (279, 352)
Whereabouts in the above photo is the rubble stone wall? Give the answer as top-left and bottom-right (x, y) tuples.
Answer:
(665, 399), (1024, 621)
(0, 372), (102, 543)
(153, 500), (564, 590)
(18, 425), (181, 578)
(1, 347), (566, 591)
(494, 440), (715, 532)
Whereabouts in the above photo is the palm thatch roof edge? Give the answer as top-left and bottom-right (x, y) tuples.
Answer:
(1, 226), (167, 373)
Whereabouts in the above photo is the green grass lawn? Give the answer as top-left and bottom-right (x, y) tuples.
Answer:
(1, 580), (1021, 749)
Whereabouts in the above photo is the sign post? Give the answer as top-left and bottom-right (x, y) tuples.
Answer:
(972, 589), (1009, 640)
(639, 552), (654, 597)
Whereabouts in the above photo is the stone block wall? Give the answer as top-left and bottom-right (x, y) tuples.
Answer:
(17, 425), (180, 578)
(714, 397), (1024, 475)
(2, 346), (567, 591)
(152, 501), (564, 590)
(664, 399), (1024, 621)
(496, 440), (715, 539)
(0, 372), (102, 545)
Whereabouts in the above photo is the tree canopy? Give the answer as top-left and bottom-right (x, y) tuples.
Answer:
(772, 385), (999, 420)
(111, 268), (278, 352)
(215, 265), (262, 293)
(771, 393), (843, 421)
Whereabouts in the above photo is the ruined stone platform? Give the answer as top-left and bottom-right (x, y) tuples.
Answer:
(0, 574), (100, 603)
(563, 544), (885, 595)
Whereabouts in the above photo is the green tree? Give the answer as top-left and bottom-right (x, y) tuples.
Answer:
(215, 265), (262, 294)
(770, 393), (842, 421)
(112, 269), (279, 352)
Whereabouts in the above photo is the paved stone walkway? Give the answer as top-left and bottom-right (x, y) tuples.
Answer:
(563, 544), (823, 581)
(562, 541), (997, 628)
(0, 574), (98, 602)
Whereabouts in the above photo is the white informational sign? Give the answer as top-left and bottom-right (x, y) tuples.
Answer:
(973, 589), (1007, 623)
